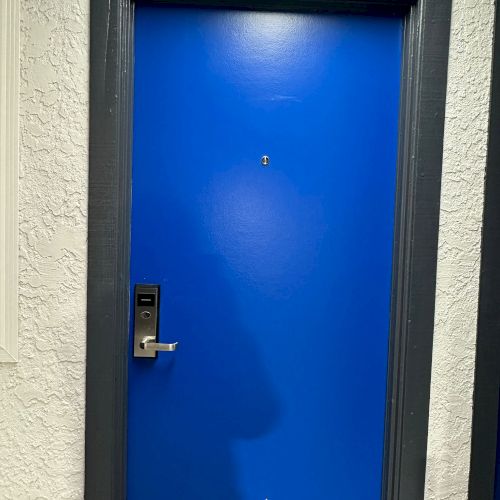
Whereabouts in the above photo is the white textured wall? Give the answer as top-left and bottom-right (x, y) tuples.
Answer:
(0, 1), (89, 498)
(0, 0), (495, 498)
(425, 0), (495, 499)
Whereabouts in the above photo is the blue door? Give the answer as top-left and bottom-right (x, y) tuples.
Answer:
(129, 5), (402, 499)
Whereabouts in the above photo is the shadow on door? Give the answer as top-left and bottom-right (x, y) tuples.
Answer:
(128, 201), (282, 499)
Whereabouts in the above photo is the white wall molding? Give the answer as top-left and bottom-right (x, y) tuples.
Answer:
(0, 0), (19, 363)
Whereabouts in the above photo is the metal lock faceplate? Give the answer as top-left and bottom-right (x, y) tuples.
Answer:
(134, 284), (160, 358)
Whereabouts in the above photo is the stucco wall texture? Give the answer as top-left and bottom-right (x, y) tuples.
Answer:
(425, 0), (495, 499)
(0, 0), (495, 498)
(0, 1), (89, 498)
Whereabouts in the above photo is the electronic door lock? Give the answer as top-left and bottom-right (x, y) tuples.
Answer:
(133, 284), (178, 358)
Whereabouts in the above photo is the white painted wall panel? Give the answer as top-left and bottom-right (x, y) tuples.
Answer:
(0, 1), (89, 497)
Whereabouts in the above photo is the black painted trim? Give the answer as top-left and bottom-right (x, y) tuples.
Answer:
(384, 2), (451, 498)
(85, 1), (133, 499)
(469, 3), (500, 499)
(85, 1), (451, 499)
(143, 0), (411, 15)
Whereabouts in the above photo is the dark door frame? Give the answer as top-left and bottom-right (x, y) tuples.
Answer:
(469, 2), (500, 499)
(85, 1), (452, 499)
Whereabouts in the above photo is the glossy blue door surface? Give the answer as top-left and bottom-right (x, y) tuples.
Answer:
(129, 5), (402, 499)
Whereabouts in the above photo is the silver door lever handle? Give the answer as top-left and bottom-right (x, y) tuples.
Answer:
(140, 337), (178, 352)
